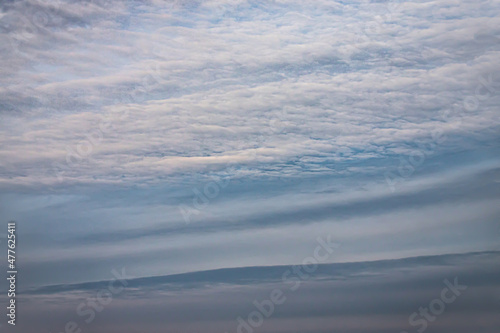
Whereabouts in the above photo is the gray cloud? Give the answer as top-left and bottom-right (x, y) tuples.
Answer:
(5, 251), (500, 333)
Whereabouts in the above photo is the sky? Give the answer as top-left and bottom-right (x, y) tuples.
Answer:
(0, 0), (499, 332)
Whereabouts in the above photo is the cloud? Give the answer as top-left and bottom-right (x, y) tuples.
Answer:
(0, 2), (499, 328)
(0, 3), (499, 332)
(0, 0), (499, 188)
(9, 251), (500, 333)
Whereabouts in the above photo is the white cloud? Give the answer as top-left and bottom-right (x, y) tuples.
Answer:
(0, 0), (499, 190)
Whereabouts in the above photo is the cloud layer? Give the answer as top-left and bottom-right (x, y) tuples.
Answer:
(0, 0), (499, 189)
(7, 251), (500, 333)
(0, 1), (499, 332)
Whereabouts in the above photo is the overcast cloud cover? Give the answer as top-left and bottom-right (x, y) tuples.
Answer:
(0, 0), (499, 332)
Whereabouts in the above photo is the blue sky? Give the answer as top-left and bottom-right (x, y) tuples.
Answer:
(0, 0), (499, 332)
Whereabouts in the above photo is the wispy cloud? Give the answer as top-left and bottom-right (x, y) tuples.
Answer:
(10, 251), (500, 333)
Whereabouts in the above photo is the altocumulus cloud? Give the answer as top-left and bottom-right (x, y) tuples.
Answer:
(0, 0), (499, 188)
